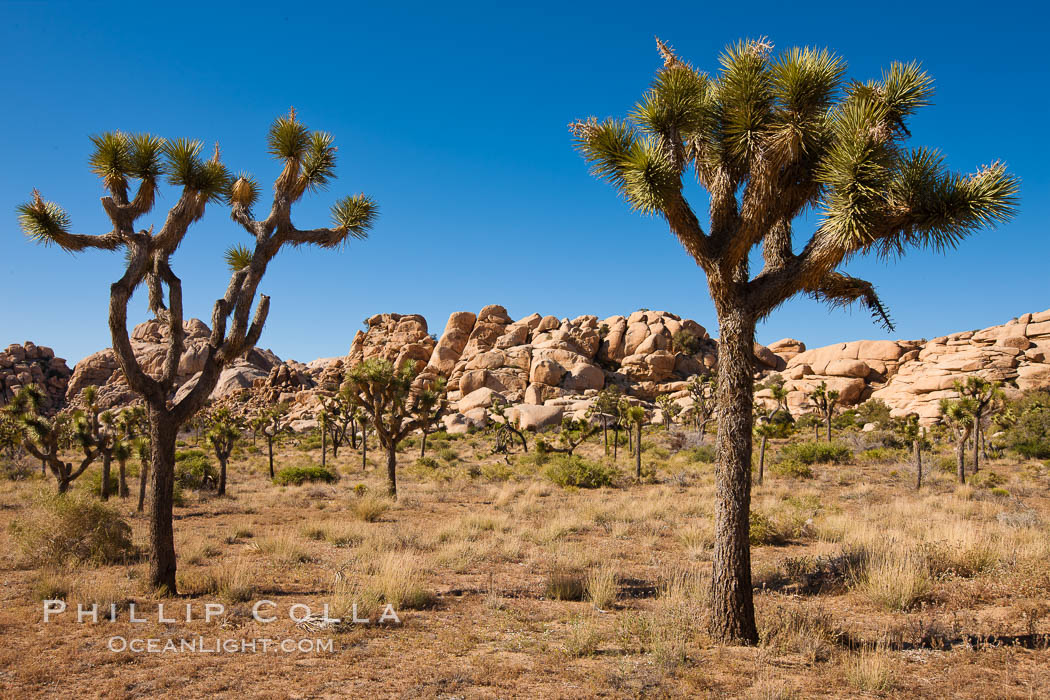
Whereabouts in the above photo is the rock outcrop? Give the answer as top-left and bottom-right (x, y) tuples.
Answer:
(0, 342), (72, 413)
(16, 305), (1050, 428)
(64, 319), (283, 409)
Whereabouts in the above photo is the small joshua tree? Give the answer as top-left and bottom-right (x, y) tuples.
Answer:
(18, 110), (378, 592)
(538, 416), (599, 458)
(624, 406), (647, 479)
(321, 388), (357, 460)
(207, 408), (240, 496)
(940, 397), (976, 484)
(955, 376), (1002, 473)
(414, 377), (447, 459)
(808, 382), (840, 442)
(6, 385), (97, 493)
(687, 374), (717, 443)
(488, 399), (529, 454)
(258, 402), (292, 480)
(344, 358), (426, 498)
(655, 394), (681, 430)
(894, 413), (923, 489)
(591, 386), (623, 454)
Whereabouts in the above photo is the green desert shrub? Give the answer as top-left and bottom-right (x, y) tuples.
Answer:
(10, 493), (139, 566)
(779, 441), (852, 465)
(175, 449), (217, 490)
(84, 470), (120, 497)
(969, 470), (1006, 489)
(273, 465), (338, 486)
(544, 455), (617, 489)
(770, 459), (814, 479)
(681, 446), (716, 463)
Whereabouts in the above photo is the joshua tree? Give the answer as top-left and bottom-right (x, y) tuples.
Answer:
(539, 416), (600, 458)
(115, 406), (146, 498)
(808, 382), (840, 442)
(18, 112), (379, 591)
(135, 437), (150, 512)
(206, 408), (240, 496)
(488, 399), (529, 454)
(753, 420), (777, 486)
(940, 397), (976, 484)
(572, 38), (1017, 642)
(321, 389), (357, 460)
(955, 376), (1002, 472)
(894, 413), (923, 489)
(592, 386), (623, 453)
(687, 373), (717, 442)
(655, 394), (681, 430)
(344, 358), (426, 498)
(111, 440), (132, 498)
(624, 406), (646, 479)
(414, 377), (448, 458)
(6, 385), (97, 493)
(258, 402), (292, 480)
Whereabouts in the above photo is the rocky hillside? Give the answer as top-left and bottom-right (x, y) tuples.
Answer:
(6, 305), (1049, 427)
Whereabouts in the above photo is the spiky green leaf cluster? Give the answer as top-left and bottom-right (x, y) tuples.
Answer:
(268, 112), (311, 160)
(301, 132), (337, 193)
(88, 132), (167, 192)
(164, 139), (230, 201)
(573, 37), (1019, 293)
(17, 192), (72, 246)
(224, 243), (253, 272)
(330, 194), (379, 243)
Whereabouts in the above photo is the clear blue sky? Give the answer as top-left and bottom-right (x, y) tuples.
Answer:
(1, 1), (1046, 365)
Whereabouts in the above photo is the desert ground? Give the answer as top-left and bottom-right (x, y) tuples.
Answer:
(2, 421), (1048, 699)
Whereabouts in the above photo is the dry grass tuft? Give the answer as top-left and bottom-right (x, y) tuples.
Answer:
(585, 564), (618, 609)
(845, 647), (895, 693)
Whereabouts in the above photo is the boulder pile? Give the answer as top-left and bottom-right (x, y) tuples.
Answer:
(18, 305), (1050, 429)
(0, 342), (72, 413)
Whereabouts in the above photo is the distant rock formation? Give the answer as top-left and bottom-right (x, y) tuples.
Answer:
(0, 342), (72, 413)
(64, 319), (285, 410)
(12, 305), (1050, 427)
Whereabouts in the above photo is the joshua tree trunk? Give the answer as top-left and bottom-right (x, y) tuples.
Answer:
(147, 412), (178, 594)
(634, 422), (642, 479)
(709, 307), (758, 645)
(321, 426), (327, 467)
(57, 476), (71, 494)
(826, 414), (832, 442)
(118, 458), (129, 498)
(138, 455), (148, 512)
(813, 423), (819, 441)
(613, 425), (619, 460)
(758, 434), (767, 486)
(914, 439), (922, 490)
(956, 436), (967, 484)
(267, 437), (275, 479)
(386, 443), (397, 498)
(972, 422), (981, 473)
(420, 427), (428, 459)
(100, 452), (112, 500)
(217, 457), (227, 496)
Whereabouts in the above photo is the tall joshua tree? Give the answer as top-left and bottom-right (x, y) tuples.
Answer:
(572, 38), (1017, 643)
(18, 111), (378, 593)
